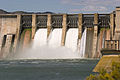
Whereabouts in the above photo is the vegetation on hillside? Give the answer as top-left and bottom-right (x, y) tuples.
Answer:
(86, 62), (120, 80)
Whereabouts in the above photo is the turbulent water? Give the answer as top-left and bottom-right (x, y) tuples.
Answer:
(48, 29), (62, 47)
(79, 29), (87, 57)
(12, 28), (84, 59)
(0, 59), (98, 80)
(32, 29), (47, 48)
(65, 29), (78, 52)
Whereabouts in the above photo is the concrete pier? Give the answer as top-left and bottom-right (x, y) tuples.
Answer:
(115, 7), (120, 40)
(32, 14), (36, 41)
(47, 14), (52, 38)
(92, 13), (98, 58)
(61, 14), (67, 46)
(110, 13), (114, 39)
(78, 14), (82, 40)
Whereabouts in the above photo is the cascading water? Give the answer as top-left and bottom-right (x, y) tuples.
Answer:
(48, 29), (62, 47)
(65, 29), (78, 52)
(11, 28), (87, 59)
(32, 29), (47, 48)
(79, 29), (87, 57)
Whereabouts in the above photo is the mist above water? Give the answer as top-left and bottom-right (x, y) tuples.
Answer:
(14, 46), (80, 59)
(12, 28), (87, 59)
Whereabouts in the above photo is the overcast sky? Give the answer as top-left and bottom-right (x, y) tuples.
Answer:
(0, 0), (120, 13)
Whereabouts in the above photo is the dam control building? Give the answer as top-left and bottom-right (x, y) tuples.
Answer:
(0, 7), (120, 59)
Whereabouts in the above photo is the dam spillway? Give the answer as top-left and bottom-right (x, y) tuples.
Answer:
(16, 28), (86, 59)
(0, 7), (120, 59)
(14, 28), (81, 59)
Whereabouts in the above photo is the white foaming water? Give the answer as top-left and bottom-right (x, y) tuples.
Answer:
(79, 29), (87, 57)
(65, 29), (78, 52)
(12, 29), (86, 59)
(32, 29), (47, 48)
(48, 29), (62, 48)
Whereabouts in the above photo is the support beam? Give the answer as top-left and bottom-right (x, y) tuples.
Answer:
(47, 14), (52, 38)
(115, 7), (120, 40)
(78, 14), (82, 39)
(32, 14), (37, 41)
(61, 14), (67, 46)
(92, 13), (98, 58)
(13, 14), (21, 53)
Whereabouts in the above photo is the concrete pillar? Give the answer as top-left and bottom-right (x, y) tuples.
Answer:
(0, 17), (3, 55)
(32, 14), (37, 41)
(115, 7), (120, 40)
(92, 13), (98, 58)
(110, 13), (114, 39)
(78, 14), (82, 39)
(61, 14), (67, 46)
(47, 14), (52, 38)
(116, 40), (119, 50)
(3, 35), (12, 58)
(13, 15), (21, 53)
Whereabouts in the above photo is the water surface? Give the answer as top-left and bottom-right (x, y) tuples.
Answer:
(0, 59), (98, 80)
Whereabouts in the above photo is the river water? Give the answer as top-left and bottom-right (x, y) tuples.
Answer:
(0, 59), (98, 80)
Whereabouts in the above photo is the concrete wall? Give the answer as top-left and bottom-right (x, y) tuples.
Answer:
(97, 30), (105, 57)
(0, 16), (17, 58)
(0, 17), (17, 35)
(22, 30), (32, 49)
(85, 28), (94, 58)
(96, 29), (111, 58)
(115, 7), (120, 40)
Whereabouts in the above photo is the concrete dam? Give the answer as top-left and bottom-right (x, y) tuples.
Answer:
(0, 7), (120, 59)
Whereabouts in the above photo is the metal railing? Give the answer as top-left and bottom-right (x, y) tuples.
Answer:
(21, 15), (32, 27)
(104, 40), (120, 50)
(51, 15), (63, 28)
(37, 15), (47, 28)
